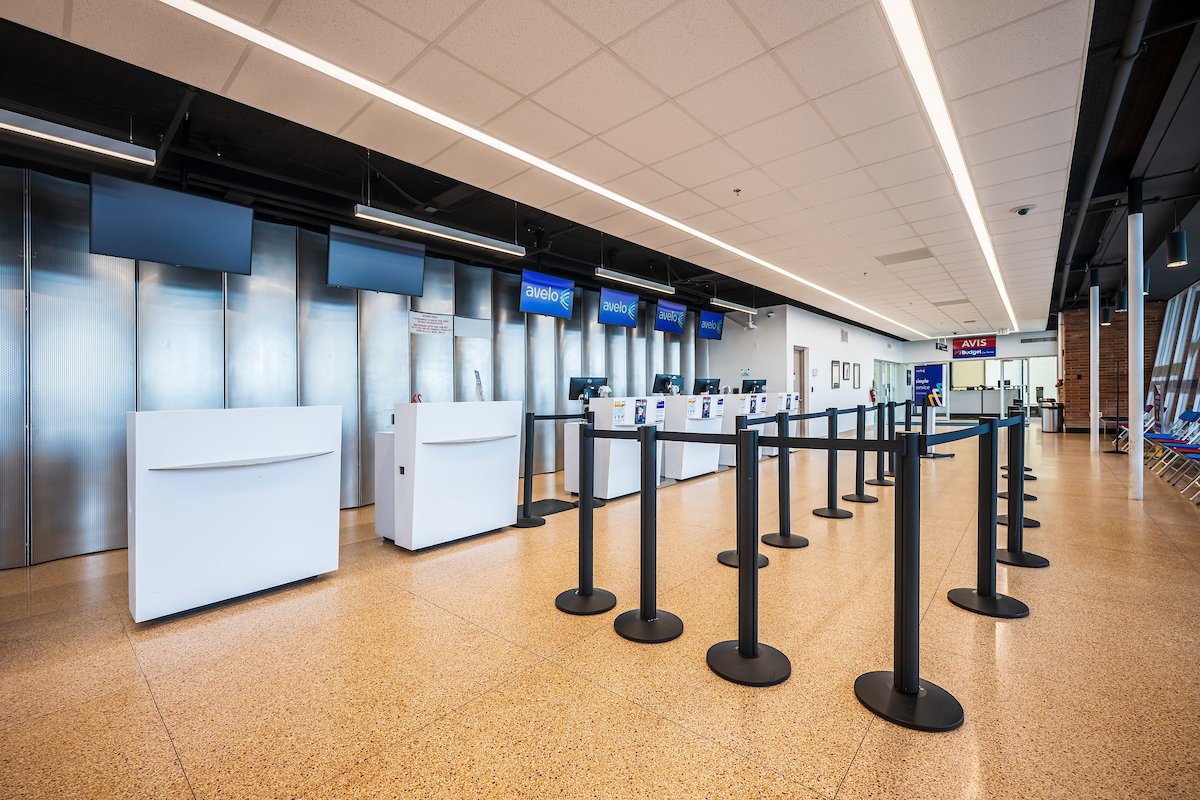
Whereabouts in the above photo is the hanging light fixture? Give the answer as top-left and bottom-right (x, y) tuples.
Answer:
(0, 108), (156, 166)
(1143, 265), (1150, 296)
(1167, 203), (1188, 267)
(1100, 306), (1113, 326)
(1115, 288), (1127, 312)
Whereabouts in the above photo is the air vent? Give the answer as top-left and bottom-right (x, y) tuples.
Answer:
(963, 319), (976, 323)
(932, 298), (970, 307)
(1021, 336), (1055, 343)
(841, 329), (848, 343)
(876, 247), (935, 265)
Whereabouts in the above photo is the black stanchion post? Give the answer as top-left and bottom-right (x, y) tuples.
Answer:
(997, 416), (1049, 568)
(867, 403), (894, 487)
(720, 415), (770, 568)
(615, 426), (683, 642)
(814, 408), (853, 519)
(854, 432), (964, 732)
(904, 400), (912, 432)
(844, 405), (879, 503)
(513, 412), (547, 528)
(885, 401), (897, 477)
(556, 423), (617, 614)
(763, 411), (809, 549)
(948, 419), (1029, 618)
(707, 428), (791, 686)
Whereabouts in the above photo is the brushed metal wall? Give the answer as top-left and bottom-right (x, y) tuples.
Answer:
(492, 271), (527, 469)
(605, 324), (628, 398)
(454, 262), (491, 319)
(28, 171), (135, 564)
(136, 261), (224, 412)
(525, 306), (557, 474)
(554, 295), (583, 470)
(681, 311), (696, 391)
(411, 257), (454, 315)
(453, 265), (493, 402)
(298, 229), (360, 508)
(581, 289), (606, 378)
(410, 257), (454, 403)
(226, 221), (298, 409)
(630, 303), (649, 395)
(0, 167), (26, 568)
(358, 289), (409, 506)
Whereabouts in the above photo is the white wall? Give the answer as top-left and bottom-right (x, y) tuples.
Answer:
(705, 306), (788, 393)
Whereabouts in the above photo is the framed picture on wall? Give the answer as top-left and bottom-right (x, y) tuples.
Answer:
(831, 361), (840, 388)
(853, 363), (861, 389)
(842, 362), (851, 382)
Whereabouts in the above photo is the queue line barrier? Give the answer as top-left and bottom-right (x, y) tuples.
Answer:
(515, 411), (597, 529)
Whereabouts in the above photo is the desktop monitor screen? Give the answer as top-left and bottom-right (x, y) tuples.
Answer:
(520, 270), (574, 318)
(327, 225), (426, 295)
(598, 287), (638, 327)
(653, 299), (686, 334)
(742, 379), (767, 393)
(652, 373), (683, 394)
(568, 377), (607, 400)
(693, 378), (720, 395)
(90, 173), (253, 274)
(697, 310), (724, 340)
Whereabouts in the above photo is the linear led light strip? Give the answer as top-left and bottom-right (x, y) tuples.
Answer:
(156, 0), (930, 339)
(0, 108), (156, 166)
(355, 205), (526, 256)
(878, 0), (1019, 334)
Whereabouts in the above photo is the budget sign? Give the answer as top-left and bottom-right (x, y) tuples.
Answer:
(519, 270), (573, 319)
(697, 310), (723, 340)
(654, 299), (686, 334)
(598, 287), (637, 327)
(952, 336), (996, 359)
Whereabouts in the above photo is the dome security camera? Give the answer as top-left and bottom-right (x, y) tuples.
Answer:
(1010, 204), (1037, 216)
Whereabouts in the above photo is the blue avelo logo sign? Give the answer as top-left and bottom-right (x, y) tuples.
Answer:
(654, 299), (686, 334)
(519, 270), (573, 319)
(698, 310), (723, 340)
(598, 288), (637, 327)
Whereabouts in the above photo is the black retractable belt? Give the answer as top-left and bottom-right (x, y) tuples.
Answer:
(813, 407), (853, 519)
(762, 411), (809, 550)
(997, 415), (1049, 568)
(513, 412), (546, 528)
(719, 415), (770, 567)
(843, 404), (878, 503)
(555, 423), (617, 614)
(998, 414), (1040, 528)
(885, 401), (898, 477)
(866, 403), (894, 487)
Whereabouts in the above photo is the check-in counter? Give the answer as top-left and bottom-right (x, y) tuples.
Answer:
(949, 389), (1004, 417)
(763, 392), (802, 456)
(564, 397), (667, 498)
(663, 395), (725, 480)
(720, 393), (769, 466)
(376, 400), (521, 549)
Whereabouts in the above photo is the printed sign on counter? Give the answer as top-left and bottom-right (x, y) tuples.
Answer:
(409, 311), (453, 335)
(612, 399), (628, 426)
(655, 399), (666, 425)
(687, 396), (724, 419)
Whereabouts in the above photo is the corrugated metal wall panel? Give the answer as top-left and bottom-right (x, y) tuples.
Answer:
(0, 167), (26, 568)
(358, 289), (409, 506)
(554, 295), (582, 470)
(526, 309), (557, 474)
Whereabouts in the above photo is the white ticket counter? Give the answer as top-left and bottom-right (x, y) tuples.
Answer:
(720, 393), (769, 466)
(126, 406), (342, 623)
(376, 401), (521, 550)
(564, 397), (667, 497)
(763, 393), (802, 456)
(663, 395), (725, 480)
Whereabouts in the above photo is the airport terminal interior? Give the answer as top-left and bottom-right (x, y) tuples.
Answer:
(1, 0), (1199, 798)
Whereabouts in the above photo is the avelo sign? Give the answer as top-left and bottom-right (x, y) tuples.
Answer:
(598, 287), (637, 327)
(519, 270), (573, 319)
(654, 299), (686, 334)
(952, 336), (996, 359)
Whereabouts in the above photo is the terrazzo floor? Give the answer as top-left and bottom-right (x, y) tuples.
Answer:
(1, 427), (1198, 799)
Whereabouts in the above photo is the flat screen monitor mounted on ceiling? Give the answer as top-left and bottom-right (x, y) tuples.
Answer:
(597, 287), (638, 327)
(697, 310), (724, 340)
(519, 270), (574, 319)
(89, 173), (254, 274)
(654, 299), (686, 334)
(327, 225), (425, 296)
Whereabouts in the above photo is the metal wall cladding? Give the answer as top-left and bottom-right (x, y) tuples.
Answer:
(630, 302), (649, 395)
(226, 221), (298, 408)
(605, 324), (628, 397)
(580, 289), (606, 379)
(410, 256), (454, 315)
(136, 261), (224, 412)
(0, 167), (26, 568)
(648, 325), (665, 387)
(411, 331), (454, 403)
(453, 262), (491, 319)
(28, 171), (135, 564)
(492, 271), (527, 469)
(665, 332), (681, 377)
(454, 318), (493, 401)
(695, 336), (709, 384)
(525, 307), (557, 474)
(358, 289), (409, 506)
(681, 311), (696, 391)
(297, 229), (360, 508)
(554, 295), (583, 470)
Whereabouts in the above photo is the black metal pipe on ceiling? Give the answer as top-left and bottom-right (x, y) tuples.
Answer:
(1055, 0), (1154, 313)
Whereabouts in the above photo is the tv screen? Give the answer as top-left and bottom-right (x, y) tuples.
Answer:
(742, 379), (767, 393)
(598, 287), (637, 327)
(327, 225), (425, 295)
(652, 373), (683, 394)
(654, 299), (686, 334)
(520, 270), (573, 319)
(90, 173), (253, 274)
(698, 310), (724, 340)
(693, 378), (720, 395)
(568, 377), (607, 400)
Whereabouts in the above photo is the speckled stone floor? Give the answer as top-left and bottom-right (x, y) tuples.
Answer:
(1, 427), (1198, 799)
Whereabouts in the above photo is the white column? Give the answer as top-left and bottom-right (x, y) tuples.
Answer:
(1090, 282), (1099, 452)
(1128, 214), (1144, 500)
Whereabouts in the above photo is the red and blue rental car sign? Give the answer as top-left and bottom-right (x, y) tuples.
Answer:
(952, 336), (996, 358)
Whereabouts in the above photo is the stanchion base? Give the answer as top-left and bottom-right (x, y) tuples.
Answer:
(996, 549), (1050, 568)
(555, 588), (617, 615)
(842, 493), (879, 504)
(884, 470), (896, 477)
(761, 533), (809, 549)
(921, 453), (955, 459)
(947, 588), (1029, 619)
(865, 478), (895, 487)
(512, 515), (546, 528)
(614, 609), (683, 643)
(706, 641), (791, 687)
(997, 492), (1037, 501)
(998, 515), (1040, 528)
(1002, 466), (1033, 472)
(813, 507), (853, 519)
(717, 550), (769, 568)
(1003, 473), (1037, 481)
(853, 671), (964, 732)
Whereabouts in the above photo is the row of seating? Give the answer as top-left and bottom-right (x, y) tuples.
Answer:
(1115, 408), (1200, 503)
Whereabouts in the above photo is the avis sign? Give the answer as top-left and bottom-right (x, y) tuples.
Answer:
(952, 336), (996, 359)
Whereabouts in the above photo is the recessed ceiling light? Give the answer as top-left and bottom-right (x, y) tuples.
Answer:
(152, 0), (932, 340)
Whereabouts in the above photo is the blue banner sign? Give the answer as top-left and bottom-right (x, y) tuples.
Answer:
(598, 287), (638, 327)
(914, 364), (945, 407)
(654, 299), (686, 334)
(697, 310), (724, 340)
(519, 270), (573, 318)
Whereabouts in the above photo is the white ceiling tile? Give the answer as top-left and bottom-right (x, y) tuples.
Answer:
(689, 249), (744, 267)
(862, 236), (927, 256)
(552, 139), (641, 183)
(661, 238), (717, 259)
(812, 190), (893, 222)
(754, 209), (825, 236)
(653, 140), (752, 188)
(814, 68), (920, 136)
(492, 169), (582, 208)
(439, 0), (598, 94)
(685, 209), (746, 233)
(790, 169), (878, 207)
(723, 104), (837, 164)
(911, 212), (969, 235)
(851, 224), (918, 247)
(776, 224), (846, 248)
(986, 209), (1060, 235)
(836, 210), (908, 235)
(676, 55), (805, 136)
(717, 224), (772, 245)
(726, 191), (806, 223)
(950, 61), (1081, 138)
(921, 227), (975, 246)
(394, 49), (520, 127)
(610, 0), (764, 96)
(693, 169), (783, 208)
(843, 114), (935, 165)
(899, 195), (964, 223)
(775, 3), (896, 98)
(982, 191), (1062, 222)
(726, 1), (861, 58)
(266, 0), (424, 84)
(882, 174), (954, 207)
(741, 237), (790, 256)
(629, 225), (693, 249)
(341, 101), (461, 165)
(478, 102), (586, 160)
(424, 138), (529, 190)
(866, 148), (945, 188)
(761, 140), (859, 188)
(961, 108), (1075, 165)
(593, 209), (660, 237)
(648, 191), (718, 219)
(2, 0), (63, 36)
(543, 191), (630, 225)
(532, 52), (665, 135)
(226, 47), (368, 133)
(207, 0), (275, 23)
(970, 143), (1071, 188)
(976, 170), (1067, 208)
(919, 0), (1075, 49)
(600, 103), (713, 164)
(606, 168), (684, 203)
(546, 0), (675, 44)
(357, 0), (477, 41)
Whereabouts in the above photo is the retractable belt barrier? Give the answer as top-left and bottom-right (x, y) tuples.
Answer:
(866, 403), (894, 488)
(515, 411), (597, 529)
(996, 414), (1049, 568)
(843, 405), (879, 504)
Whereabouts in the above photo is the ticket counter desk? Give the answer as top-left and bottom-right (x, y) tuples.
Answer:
(719, 393), (769, 466)
(762, 393), (802, 457)
(663, 394), (725, 480)
(564, 397), (667, 497)
(375, 400), (522, 549)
